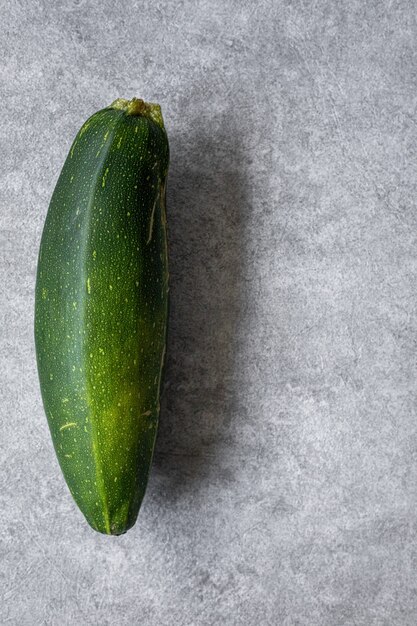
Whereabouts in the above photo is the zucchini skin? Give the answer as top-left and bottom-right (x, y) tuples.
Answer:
(34, 100), (169, 535)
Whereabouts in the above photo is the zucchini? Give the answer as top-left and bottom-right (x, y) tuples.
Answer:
(34, 98), (169, 535)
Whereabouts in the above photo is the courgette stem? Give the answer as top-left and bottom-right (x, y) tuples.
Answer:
(109, 97), (165, 130)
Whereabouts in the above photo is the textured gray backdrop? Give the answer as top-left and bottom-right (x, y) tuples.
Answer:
(1, 1), (417, 624)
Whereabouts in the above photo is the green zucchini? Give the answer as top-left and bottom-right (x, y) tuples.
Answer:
(34, 98), (169, 535)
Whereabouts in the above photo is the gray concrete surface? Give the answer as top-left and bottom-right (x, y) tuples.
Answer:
(1, 1), (417, 624)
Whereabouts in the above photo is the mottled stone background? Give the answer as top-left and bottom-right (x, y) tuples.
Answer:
(1, 1), (417, 624)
